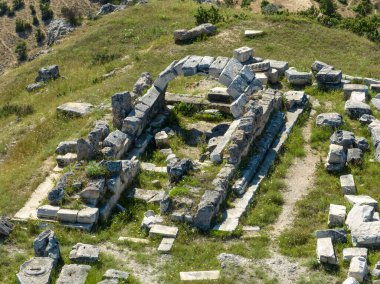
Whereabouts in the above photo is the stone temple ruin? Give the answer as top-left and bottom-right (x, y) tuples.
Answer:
(14, 46), (311, 235)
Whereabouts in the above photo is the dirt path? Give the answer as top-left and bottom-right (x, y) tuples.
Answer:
(245, 118), (321, 283)
(271, 120), (319, 238)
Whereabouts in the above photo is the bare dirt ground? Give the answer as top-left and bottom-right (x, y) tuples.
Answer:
(271, 119), (320, 238)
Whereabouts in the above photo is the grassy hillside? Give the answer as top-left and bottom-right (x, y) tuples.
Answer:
(0, 0), (97, 72)
(0, 0), (380, 282)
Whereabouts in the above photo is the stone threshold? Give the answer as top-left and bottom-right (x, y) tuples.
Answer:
(13, 165), (62, 221)
(213, 106), (306, 232)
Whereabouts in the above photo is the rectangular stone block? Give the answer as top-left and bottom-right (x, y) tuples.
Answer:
(370, 84), (380, 93)
(154, 61), (177, 92)
(233, 46), (253, 63)
(57, 209), (78, 223)
(149, 224), (178, 238)
(340, 174), (356, 195)
(316, 69), (342, 84)
(219, 58), (243, 86)
(198, 56), (215, 73)
(37, 205), (60, 220)
(255, 72), (268, 85)
(316, 237), (338, 265)
(180, 271), (220, 281)
(157, 237), (175, 254)
(209, 56), (229, 78)
(77, 208), (99, 224)
(207, 87), (232, 103)
(121, 115), (142, 137)
(182, 55), (204, 76)
(328, 204), (346, 228)
(350, 91), (367, 103)
(343, 248), (368, 262)
(173, 56), (190, 76)
(268, 59), (289, 76)
(344, 195), (378, 208)
(343, 84), (368, 100)
(227, 75), (248, 99)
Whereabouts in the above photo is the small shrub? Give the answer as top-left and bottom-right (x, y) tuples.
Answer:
(32, 15), (39, 26)
(316, 0), (338, 17)
(241, 0), (251, 8)
(224, 0), (234, 7)
(353, 0), (373, 16)
(261, 3), (279, 15)
(7, 8), (14, 17)
(194, 6), (224, 25)
(15, 41), (27, 61)
(86, 161), (109, 178)
(29, 4), (36, 15)
(40, 3), (53, 21)
(173, 102), (197, 117)
(338, 0), (347, 4)
(0, 103), (34, 118)
(35, 28), (45, 43)
(13, 0), (24, 10)
(91, 50), (117, 65)
(15, 18), (32, 33)
(169, 186), (190, 197)
(0, 1), (9, 16)
(61, 6), (82, 26)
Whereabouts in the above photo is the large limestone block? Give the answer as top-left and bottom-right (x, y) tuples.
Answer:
(316, 113), (343, 128)
(316, 237), (338, 265)
(348, 256), (368, 282)
(219, 58), (243, 87)
(57, 264), (91, 284)
(328, 204), (346, 228)
(340, 174), (356, 195)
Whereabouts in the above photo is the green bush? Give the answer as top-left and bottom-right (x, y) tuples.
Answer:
(0, 1), (9, 16)
(40, 3), (53, 21)
(35, 28), (45, 43)
(61, 6), (82, 26)
(241, 0), (251, 8)
(91, 50), (118, 65)
(261, 3), (279, 15)
(32, 15), (39, 26)
(353, 0), (373, 16)
(15, 41), (27, 61)
(0, 103), (34, 118)
(316, 0), (338, 17)
(29, 4), (36, 15)
(13, 0), (24, 10)
(194, 6), (224, 25)
(7, 8), (14, 17)
(173, 102), (197, 117)
(86, 161), (109, 178)
(15, 18), (32, 33)
(224, 0), (234, 8)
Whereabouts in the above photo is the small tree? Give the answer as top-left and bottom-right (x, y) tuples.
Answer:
(194, 6), (224, 25)
(29, 4), (36, 15)
(35, 28), (45, 43)
(15, 41), (27, 61)
(12, 0), (24, 10)
(40, 3), (53, 21)
(353, 0), (373, 17)
(61, 6), (82, 26)
(0, 1), (9, 16)
(15, 18), (32, 33)
(32, 15), (39, 26)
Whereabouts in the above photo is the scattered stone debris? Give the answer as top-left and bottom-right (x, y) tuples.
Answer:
(174, 23), (217, 43)
(179, 270), (220, 281)
(328, 204), (346, 228)
(57, 102), (94, 117)
(132, 72), (153, 97)
(316, 113), (343, 127)
(0, 217), (13, 236)
(16, 257), (54, 284)
(285, 68), (312, 86)
(149, 224), (178, 238)
(348, 256), (368, 282)
(157, 237), (175, 254)
(57, 264), (91, 284)
(343, 248), (368, 262)
(97, 3), (126, 15)
(33, 229), (61, 267)
(69, 243), (100, 263)
(47, 19), (74, 46)
(340, 174), (357, 195)
(244, 30), (264, 37)
(103, 269), (130, 281)
(316, 237), (338, 265)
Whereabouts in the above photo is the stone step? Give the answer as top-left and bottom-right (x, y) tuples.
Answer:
(157, 237), (175, 254)
(141, 162), (167, 173)
(165, 92), (231, 114)
(149, 224), (178, 238)
(232, 111), (285, 195)
(179, 270), (220, 281)
(213, 107), (305, 232)
(118, 237), (150, 244)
